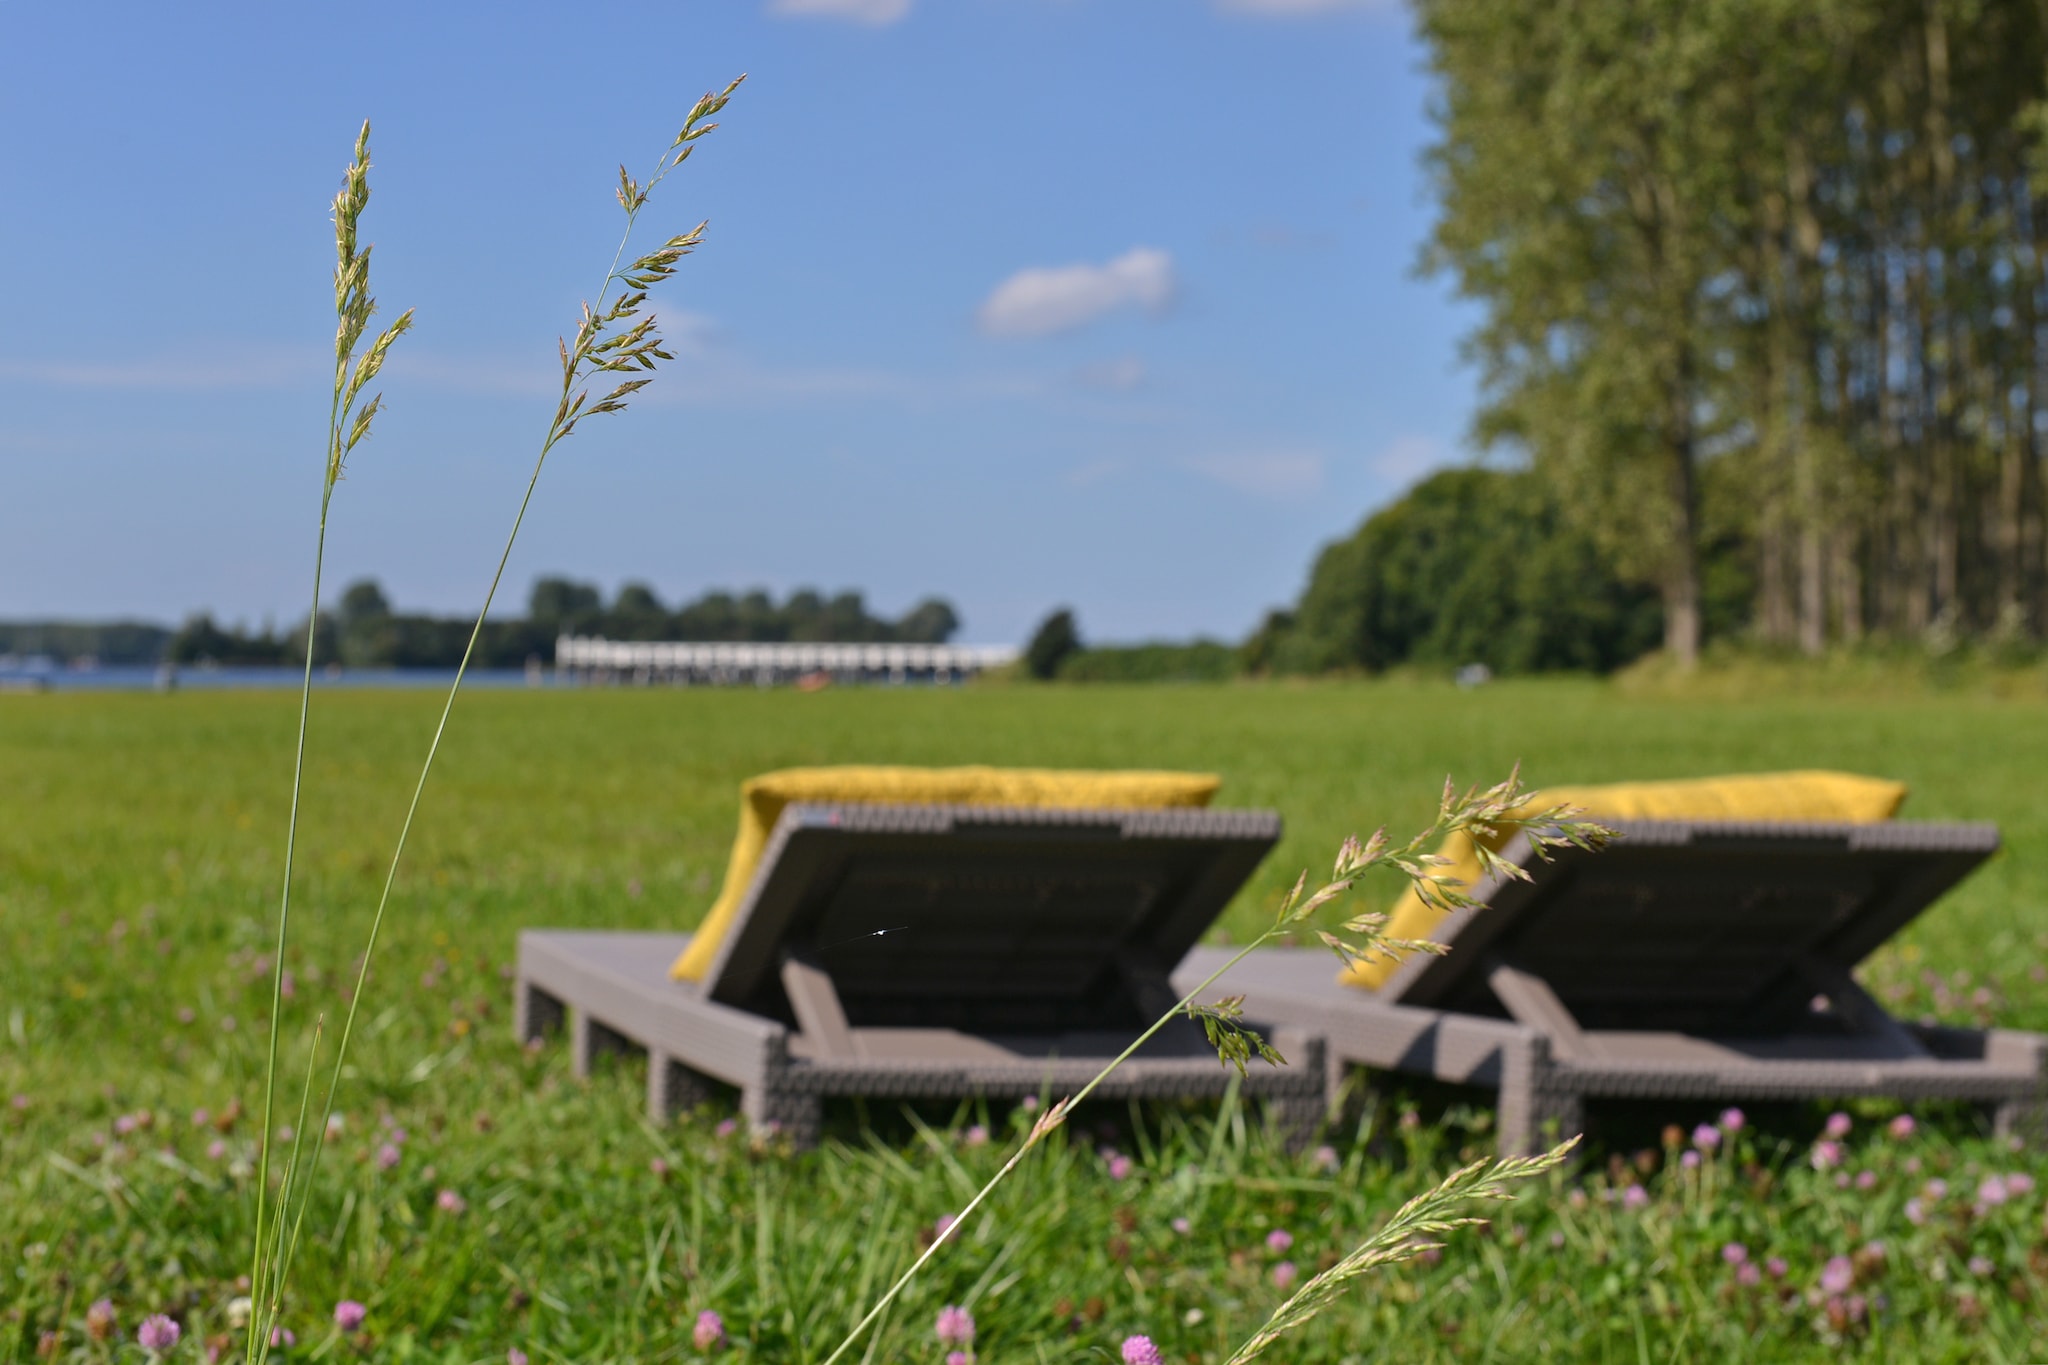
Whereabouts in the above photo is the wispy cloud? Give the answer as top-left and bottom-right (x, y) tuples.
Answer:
(1065, 457), (1129, 488)
(1074, 355), (1147, 392)
(1371, 433), (1452, 486)
(1187, 448), (1325, 499)
(1216, 0), (1394, 16)
(0, 348), (320, 392)
(768, 0), (911, 24)
(977, 247), (1176, 339)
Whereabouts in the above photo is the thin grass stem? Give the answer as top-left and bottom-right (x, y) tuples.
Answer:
(248, 120), (411, 1365)
(263, 85), (742, 1322)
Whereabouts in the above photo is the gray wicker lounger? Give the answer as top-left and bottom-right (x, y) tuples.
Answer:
(517, 802), (1325, 1148)
(1173, 820), (2048, 1155)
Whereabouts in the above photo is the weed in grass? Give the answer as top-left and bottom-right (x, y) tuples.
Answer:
(248, 119), (412, 1365)
(244, 85), (741, 1365)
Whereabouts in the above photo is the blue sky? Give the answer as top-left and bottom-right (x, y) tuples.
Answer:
(0, 0), (1476, 644)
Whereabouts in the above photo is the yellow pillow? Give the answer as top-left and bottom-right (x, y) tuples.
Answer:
(669, 765), (1222, 980)
(1338, 770), (1908, 990)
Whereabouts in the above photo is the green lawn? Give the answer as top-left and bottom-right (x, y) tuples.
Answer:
(4, 681), (2047, 1361)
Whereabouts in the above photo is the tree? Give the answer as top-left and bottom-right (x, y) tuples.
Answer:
(337, 579), (391, 624)
(1421, 0), (1774, 666)
(1023, 609), (1082, 680)
(1420, 0), (2048, 657)
(894, 597), (961, 644)
(528, 577), (603, 637)
(1260, 468), (1669, 676)
(607, 582), (668, 640)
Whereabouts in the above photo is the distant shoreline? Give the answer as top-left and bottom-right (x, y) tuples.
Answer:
(0, 664), (545, 693)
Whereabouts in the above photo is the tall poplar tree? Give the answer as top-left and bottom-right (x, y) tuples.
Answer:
(1418, 0), (2048, 660)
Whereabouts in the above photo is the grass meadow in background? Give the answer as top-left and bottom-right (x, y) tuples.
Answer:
(5, 679), (2048, 1361)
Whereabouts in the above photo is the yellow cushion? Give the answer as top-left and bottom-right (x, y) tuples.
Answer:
(1338, 770), (1908, 990)
(669, 765), (1222, 980)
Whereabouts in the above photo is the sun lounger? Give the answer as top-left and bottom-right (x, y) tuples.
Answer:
(517, 802), (1325, 1147)
(1174, 820), (2048, 1155)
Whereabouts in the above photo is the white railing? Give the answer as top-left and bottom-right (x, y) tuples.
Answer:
(553, 636), (1019, 686)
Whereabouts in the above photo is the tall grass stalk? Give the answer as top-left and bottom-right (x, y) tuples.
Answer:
(1223, 1137), (1580, 1364)
(247, 122), (411, 1365)
(820, 768), (1610, 1365)
(250, 82), (740, 1359)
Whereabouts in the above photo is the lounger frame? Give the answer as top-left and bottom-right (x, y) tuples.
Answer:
(1173, 820), (2048, 1154)
(517, 804), (1326, 1147)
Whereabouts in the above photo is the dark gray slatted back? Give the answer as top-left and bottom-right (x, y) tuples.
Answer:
(702, 803), (1281, 1032)
(1380, 821), (1998, 1034)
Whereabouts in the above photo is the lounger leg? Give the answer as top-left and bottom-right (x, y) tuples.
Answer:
(515, 979), (565, 1044)
(1990, 1030), (2048, 1147)
(1993, 1096), (2046, 1145)
(1265, 1092), (1324, 1151)
(647, 1049), (715, 1121)
(572, 1011), (634, 1080)
(1263, 1029), (1327, 1150)
(1497, 1036), (1582, 1157)
(743, 1085), (822, 1151)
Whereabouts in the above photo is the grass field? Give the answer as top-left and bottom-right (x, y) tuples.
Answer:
(5, 680), (2048, 1361)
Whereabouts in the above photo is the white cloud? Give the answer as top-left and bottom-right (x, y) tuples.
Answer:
(1065, 457), (1128, 488)
(977, 247), (1176, 339)
(1074, 355), (1147, 392)
(768, 0), (911, 24)
(1216, 0), (1394, 15)
(1187, 449), (1325, 499)
(1371, 433), (1452, 485)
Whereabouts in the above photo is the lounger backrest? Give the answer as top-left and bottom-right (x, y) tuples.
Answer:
(670, 766), (1223, 980)
(1340, 771), (1909, 990)
(700, 803), (1280, 1033)
(1378, 820), (1997, 1034)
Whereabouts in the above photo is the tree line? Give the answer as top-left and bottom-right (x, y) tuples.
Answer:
(163, 578), (962, 669)
(1417, 0), (2048, 665)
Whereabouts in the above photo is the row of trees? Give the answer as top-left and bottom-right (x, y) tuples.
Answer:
(1247, 468), (1713, 676)
(1420, 0), (2048, 664)
(166, 579), (963, 669)
(526, 577), (960, 646)
(0, 621), (170, 666)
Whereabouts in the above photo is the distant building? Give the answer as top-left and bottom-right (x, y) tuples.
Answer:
(553, 636), (1018, 687)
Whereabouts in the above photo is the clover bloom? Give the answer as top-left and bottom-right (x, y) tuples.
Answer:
(692, 1310), (725, 1352)
(334, 1301), (366, 1332)
(1266, 1228), (1294, 1253)
(85, 1301), (117, 1343)
(936, 1305), (975, 1345)
(138, 1316), (180, 1353)
(1122, 1335), (1164, 1365)
(1819, 1256), (1854, 1295)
